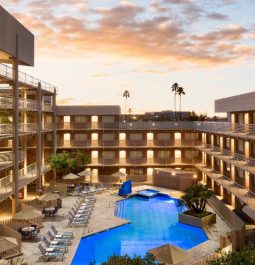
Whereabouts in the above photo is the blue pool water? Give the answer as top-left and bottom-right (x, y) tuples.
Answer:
(137, 189), (159, 198)
(72, 195), (208, 265)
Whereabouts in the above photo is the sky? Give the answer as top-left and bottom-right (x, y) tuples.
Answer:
(1, 0), (255, 116)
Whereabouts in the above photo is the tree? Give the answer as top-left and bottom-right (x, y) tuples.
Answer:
(123, 90), (130, 117)
(208, 244), (255, 265)
(49, 151), (91, 177)
(181, 184), (214, 214)
(99, 253), (164, 265)
(171, 83), (179, 121)
(177, 86), (185, 120)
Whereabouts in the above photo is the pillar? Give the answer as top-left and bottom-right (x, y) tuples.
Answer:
(12, 33), (20, 215)
(37, 82), (42, 190)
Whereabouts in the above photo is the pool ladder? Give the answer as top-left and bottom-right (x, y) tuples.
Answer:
(115, 201), (124, 218)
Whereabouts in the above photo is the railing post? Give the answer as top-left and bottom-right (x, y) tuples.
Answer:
(12, 33), (20, 215)
(37, 82), (42, 190)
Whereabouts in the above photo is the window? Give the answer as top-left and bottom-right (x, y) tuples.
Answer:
(238, 169), (244, 179)
(226, 163), (231, 172)
(130, 133), (143, 140)
(74, 116), (87, 123)
(102, 151), (115, 159)
(157, 133), (170, 140)
(157, 151), (171, 158)
(74, 134), (87, 141)
(46, 134), (52, 141)
(184, 133), (198, 140)
(102, 134), (115, 141)
(238, 113), (244, 124)
(130, 151), (143, 158)
(184, 150), (197, 158)
(238, 140), (244, 152)
(102, 116), (115, 123)
(130, 168), (144, 175)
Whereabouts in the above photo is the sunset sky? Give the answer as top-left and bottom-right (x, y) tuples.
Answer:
(1, 0), (255, 115)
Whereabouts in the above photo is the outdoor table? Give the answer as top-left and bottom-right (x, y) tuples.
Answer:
(54, 234), (62, 238)
(45, 207), (55, 211)
(53, 191), (60, 194)
(22, 227), (35, 232)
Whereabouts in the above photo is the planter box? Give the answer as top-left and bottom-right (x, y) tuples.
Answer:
(179, 213), (216, 228)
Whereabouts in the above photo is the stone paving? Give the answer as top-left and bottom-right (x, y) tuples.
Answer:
(15, 185), (232, 265)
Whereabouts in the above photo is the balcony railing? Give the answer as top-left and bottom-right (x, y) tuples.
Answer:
(0, 124), (13, 137)
(153, 157), (175, 164)
(126, 140), (147, 146)
(199, 144), (255, 172)
(0, 150), (24, 169)
(127, 158), (147, 164)
(98, 140), (118, 146)
(43, 103), (53, 112)
(42, 123), (53, 131)
(99, 158), (119, 165)
(196, 163), (255, 209)
(0, 63), (57, 93)
(18, 123), (37, 134)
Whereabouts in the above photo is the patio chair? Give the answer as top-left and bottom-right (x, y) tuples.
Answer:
(42, 237), (68, 253)
(68, 216), (87, 227)
(47, 231), (71, 245)
(38, 243), (65, 262)
(51, 225), (73, 239)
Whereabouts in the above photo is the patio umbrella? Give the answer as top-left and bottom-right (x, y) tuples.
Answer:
(63, 172), (80, 180)
(149, 244), (187, 265)
(13, 206), (42, 220)
(38, 192), (60, 207)
(63, 173), (80, 184)
(78, 169), (92, 177)
(0, 236), (18, 254)
(78, 169), (93, 183)
(111, 171), (127, 183)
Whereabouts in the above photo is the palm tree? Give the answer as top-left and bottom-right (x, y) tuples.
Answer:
(123, 90), (130, 117)
(181, 184), (214, 213)
(177, 86), (185, 120)
(171, 83), (178, 120)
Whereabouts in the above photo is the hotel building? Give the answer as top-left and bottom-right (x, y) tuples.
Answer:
(0, 6), (255, 224)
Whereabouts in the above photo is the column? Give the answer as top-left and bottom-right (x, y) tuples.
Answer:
(12, 33), (20, 215)
(37, 82), (42, 190)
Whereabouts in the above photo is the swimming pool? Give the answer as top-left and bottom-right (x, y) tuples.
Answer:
(72, 195), (208, 265)
(137, 189), (159, 198)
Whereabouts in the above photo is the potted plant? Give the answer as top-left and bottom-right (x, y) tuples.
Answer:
(179, 184), (216, 227)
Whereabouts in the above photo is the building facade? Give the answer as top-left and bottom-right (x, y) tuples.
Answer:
(0, 6), (255, 223)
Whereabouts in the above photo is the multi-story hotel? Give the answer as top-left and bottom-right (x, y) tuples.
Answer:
(0, 6), (255, 225)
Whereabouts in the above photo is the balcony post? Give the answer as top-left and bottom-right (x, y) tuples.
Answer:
(37, 82), (42, 190)
(12, 33), (20, 215)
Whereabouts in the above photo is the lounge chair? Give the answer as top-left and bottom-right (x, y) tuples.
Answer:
(42, 237), (68, 253)
(38, 243), (65, 262)
(47, 231), (71, 245)
(51, 225), (73, 239)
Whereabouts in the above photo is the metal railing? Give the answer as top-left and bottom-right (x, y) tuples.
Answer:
(199, 144), (255, 171)
(196, 163), (255, 209)
(43, 102), (53, 112)
(0, 63), (57, 93)
(18, 123), (37, 134)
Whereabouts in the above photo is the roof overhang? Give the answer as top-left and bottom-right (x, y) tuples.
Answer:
(0, 6), (34, 66)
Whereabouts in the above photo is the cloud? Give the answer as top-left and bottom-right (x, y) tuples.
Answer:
(6, 1), (255, 67)
(207, 13), (228, 20)
(57, 97), (74, 104)
(91, 73), (110, 77)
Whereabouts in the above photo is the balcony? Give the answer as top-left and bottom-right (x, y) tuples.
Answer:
(98, 140), (118, 147)
(0, 63), (57, 94)
(18, 123), (37, 134)
(0, 163), (50, 203)
(127, 158), (147, 164)
(199, 144), (255, 174)
(0, 124), (13, 138)
(99, 158), (119, 165)
(0, 150), (24, 170)
(196, 163), (255, 210)
(43, 103), (53, 112)
(153, 157), (175, 164)
(152, 140), (174, 146)
(126, 140), (147, 146)
(42, 123), (53, 131)
(57, 122), (90, 130)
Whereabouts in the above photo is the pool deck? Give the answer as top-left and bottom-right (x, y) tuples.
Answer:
(16, 185), (232, 265)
